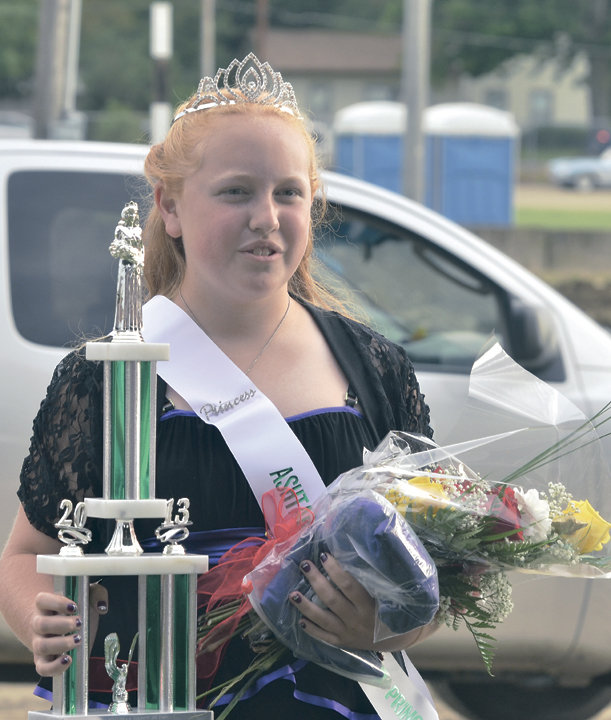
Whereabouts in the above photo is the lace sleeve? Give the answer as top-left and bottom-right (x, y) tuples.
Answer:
(362, 331), (433, 439)
(17, 351), (104, 537)
(397, 345), (433, 437)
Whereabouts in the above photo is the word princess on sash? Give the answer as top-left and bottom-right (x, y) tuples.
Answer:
(199, 388), (257, 421)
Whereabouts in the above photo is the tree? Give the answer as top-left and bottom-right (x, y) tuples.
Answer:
(381, 0), (611, 123)
(0, 0), (38, 100)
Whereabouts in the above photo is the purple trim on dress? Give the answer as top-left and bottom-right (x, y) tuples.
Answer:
(160, 406), (363, 423)
(211, 659), (307, 706)
(211, 659), (380, 720)
(33, 685), (108, 710)
(160, 408), (197, 421)
(285, 406), (363, 423)
(141, 527), (265, 566)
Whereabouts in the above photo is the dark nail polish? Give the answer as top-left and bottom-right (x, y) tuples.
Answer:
(291, 593), (302, 604)
(300, 561), (311, 573)
(97, 601), (108, 613)
(299, 620), (307, 629)
(75, 618), (82, 628)
(73, 634), (81, 645)
(66, 602), (77, 613)
(320, 552), (328, 563)
(60, 655), (71, 665)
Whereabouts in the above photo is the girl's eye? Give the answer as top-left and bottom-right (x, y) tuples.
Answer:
(279, 188), (301, 197)
(224, 188), (246, 196)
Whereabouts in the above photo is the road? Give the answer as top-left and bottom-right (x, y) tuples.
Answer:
(3, 680), (611, 720)
(515, 183), (611, 211)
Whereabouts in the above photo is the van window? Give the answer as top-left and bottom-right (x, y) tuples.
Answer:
(8, 170), (142, 347)
(316, 207), (507, 372)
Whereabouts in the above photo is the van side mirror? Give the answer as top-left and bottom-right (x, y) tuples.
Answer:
(508, 298), (565, 382)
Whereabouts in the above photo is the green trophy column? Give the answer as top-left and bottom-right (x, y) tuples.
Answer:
(139, 573), (194, 712)
(110, 361), (153, 500)
(52, 575), (89, 716)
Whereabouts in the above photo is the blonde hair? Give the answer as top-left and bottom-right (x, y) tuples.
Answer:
(142, 94), (348, 314)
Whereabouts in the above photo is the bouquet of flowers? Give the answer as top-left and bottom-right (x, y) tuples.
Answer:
(358, 341), (611, 673)
(345, 427), (611, 674)
(196, 343), (611, 715)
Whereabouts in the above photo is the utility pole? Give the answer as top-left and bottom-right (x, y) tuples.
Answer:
(150, 2), (173, 144)
(33, 0), (84, 139)
(64, 0), (82, 116)
(201, 0), (216, 78)
(256, 0), (269, 60)
(401, 0), (432, 203)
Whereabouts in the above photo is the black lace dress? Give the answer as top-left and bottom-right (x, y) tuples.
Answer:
(19, 304), (433, 719)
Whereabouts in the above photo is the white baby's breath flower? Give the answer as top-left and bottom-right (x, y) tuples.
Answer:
(478, 571), (513, 623)
(514, 488), (552, 542)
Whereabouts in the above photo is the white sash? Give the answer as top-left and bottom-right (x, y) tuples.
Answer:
(142, 295), (325, 509)
(362, 654), (439, 720)
(141, 295), (438, 720)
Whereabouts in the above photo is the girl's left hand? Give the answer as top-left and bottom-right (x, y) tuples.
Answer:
(289, 552), (376, 650)
(288, 552), (437, 652)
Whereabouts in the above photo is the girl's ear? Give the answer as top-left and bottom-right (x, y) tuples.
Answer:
(154, 181), (182, 238)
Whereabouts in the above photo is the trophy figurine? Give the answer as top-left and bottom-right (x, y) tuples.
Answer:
(29, 203), (212, 719)
(105, 634), (133, 715)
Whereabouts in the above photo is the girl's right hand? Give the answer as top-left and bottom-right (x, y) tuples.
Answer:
(31, 583), (108, 676)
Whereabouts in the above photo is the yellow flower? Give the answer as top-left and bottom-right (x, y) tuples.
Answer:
(560, 500), (611, 554)
(386, 476), (451, 517)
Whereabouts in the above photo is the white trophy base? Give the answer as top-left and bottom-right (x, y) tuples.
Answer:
(84, 499), (170, 520)
(37, 553), (209, 576)
(85, 342), (170, 362)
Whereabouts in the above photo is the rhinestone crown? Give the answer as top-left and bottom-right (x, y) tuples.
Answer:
(173, 53), (302, 123)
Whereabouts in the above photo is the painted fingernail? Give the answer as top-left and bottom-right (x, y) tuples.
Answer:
(97, 601), (108, 613)
(75, 618), (82, 628)
(73, 634), (82, 645)
(66, 603), (77, 613)
(60, 655), (71, 665)
(300, 561), (311, 573)
(290, 593), (302, 604)
(299, 620), (307, 629)
(320, 552), (328, 563)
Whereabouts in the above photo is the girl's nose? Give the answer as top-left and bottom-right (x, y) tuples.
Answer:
(249, 196), (280, 236)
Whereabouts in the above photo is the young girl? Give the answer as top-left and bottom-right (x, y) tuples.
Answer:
(0, 55), (437, 718)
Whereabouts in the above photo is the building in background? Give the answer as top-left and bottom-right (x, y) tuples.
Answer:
(265, 29), (592, 163)
(438, 52), (591, 131)
(264, 29), (402, 125)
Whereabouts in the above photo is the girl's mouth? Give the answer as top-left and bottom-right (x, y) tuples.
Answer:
(249, 247), (275, 257)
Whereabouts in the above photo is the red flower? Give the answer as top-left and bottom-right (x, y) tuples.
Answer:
(485, 486), (523, 541)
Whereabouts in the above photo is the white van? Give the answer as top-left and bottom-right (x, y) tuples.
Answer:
(2, 139), (611, 720)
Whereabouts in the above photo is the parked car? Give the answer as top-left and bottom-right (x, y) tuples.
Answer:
(548, 147), (611, 190)
(2, 139), (611, 720)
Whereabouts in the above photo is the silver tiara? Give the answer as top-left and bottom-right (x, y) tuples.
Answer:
(173, 53), (302, 122)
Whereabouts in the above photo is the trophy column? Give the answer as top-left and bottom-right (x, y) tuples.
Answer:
(29, 203), (212, 719)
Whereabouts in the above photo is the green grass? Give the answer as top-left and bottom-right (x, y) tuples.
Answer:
(516, 208), (611, 231)
(521, 148), (585, 162)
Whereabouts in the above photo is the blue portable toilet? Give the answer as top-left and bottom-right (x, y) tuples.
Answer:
(333, 101), (520, 227)
(425, 103), (520, 227)
(334, 102), (406, 195)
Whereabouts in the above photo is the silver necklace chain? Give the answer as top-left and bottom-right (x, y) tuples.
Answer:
(178, 290), (292, 375)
